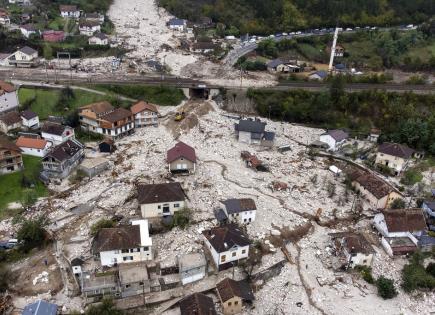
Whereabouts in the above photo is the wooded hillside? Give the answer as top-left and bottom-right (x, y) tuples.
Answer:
(158, 0), (435, 34)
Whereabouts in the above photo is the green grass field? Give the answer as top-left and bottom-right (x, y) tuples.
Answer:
(0, 156), (47, 216)
(18, 87), (111, 119)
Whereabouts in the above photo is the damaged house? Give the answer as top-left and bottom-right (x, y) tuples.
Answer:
(179, 292), (217, 315)
(216, 278), (254, 315)
(41, 122), (75, 145)
(235, 118), (275, 147)
(215, 198), (257, 225)
(167, 141), (196, 174)
(375, 142), (415, 175)
(179, 252), (207, 285)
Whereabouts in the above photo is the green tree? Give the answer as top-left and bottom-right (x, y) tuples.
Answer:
(90, 219), (116, 236)
(376, 276), (397, 299)
(17, 217), (49, 252)
(390, 198), (406, 209)
(171, 207), (192, 229)
(256, 39), (278, 58)
(0, 266), (11, 292)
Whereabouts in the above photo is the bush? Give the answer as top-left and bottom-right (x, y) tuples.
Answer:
(402, 252), (435, 292)
(171, 208), (192, 229)
(376, 276), (397, 299)
(0, 266), (11, 292)
(390, 198), (406, 209)
(427, 263), (435, 277)
(400, 169), (423, 186)
(91, 219), (116, 236)
(355, 265), (374, 284)
(17, 216), (49, 252)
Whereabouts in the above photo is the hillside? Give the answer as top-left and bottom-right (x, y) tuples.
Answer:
(158, 0), (435, 34)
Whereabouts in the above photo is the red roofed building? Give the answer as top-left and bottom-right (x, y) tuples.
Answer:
(42, 30), (65, 42)
(16, 136), (52, 157)
(130, 101), (159, 127)
(167, 141), (196, 174)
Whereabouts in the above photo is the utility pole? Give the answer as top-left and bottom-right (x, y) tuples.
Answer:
(240, 64), (243, 88)
(328, 26), (340, 73)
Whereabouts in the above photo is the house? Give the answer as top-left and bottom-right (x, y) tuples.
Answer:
(41, 139), (84, 179)
(217, 198), (257, 225)
(84, 12), (105, 24)
(41, 122), (75, 145)
(179, 293), (217, 315)
(191, 42), (216, 54)
(266, 59), (301, 73)
(0, 135), (23, 175)
(422, 200), (435, 231)
(81, 272), (119, 298)
(42, 30), (65, 42)
(88, 32), (109, 45)
(0, 81), (19, 114)
(92, 219), (153, 267)
(22, 300), (57, 315)
(326, 43), (345, 57)
(350, 170), (404, 209)
(137, 182), (186, 219)
(329, 232), (375, 270)
(375, 142), (415, 175)
(0, 111), (22, 133)
(0, 9), (10, 25)
(16, 136), (52, 157)
(79, 20), (101, 36)
(203, 224), (250, 271)
(9, 0), (32, 5)
(308, 70), (328, 81)
(8, 46), (39, 67)
(179, 252), (207, 285)
(21, 110), (39, 129)
(374, 208), (427, 256)
(0, 53), (10, 66)
(168, 18), (186, 31)
(216, 278), (254, 315)
(118, 261), (151, 297)
(99, 138), (115, 153)
(20, 24), (38, 38)
(131, 101), (159, 127)
(59, 5), (80, 18)
(78, 102), (134, 139)
(79, 157), (110, 177)
(167, 141), (196, 174)
(319, 129), (349, 151)
(234, 118), (275, 147)
(368, 128), (381, 143)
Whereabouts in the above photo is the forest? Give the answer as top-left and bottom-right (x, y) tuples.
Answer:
(158, 0), (435, 34)
(247, 79), (435, 154)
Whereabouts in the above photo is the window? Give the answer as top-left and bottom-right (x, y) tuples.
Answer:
(221, 255), (226, 262)
(232, 252), (236, 257)
(242, 249), (246, 254)
(123, 256), (133, 261)
(228, 302), (232, 306)
(363, 259), (367, 264)
(125, 284), (130, 288)
(139, 281), (144, 286)
(234, 301), (239, 305)
(158, 205), (161, 209)
(121, 249), (129, 253)
(174, 203), (180, 208)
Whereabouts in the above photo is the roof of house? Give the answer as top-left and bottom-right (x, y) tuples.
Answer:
(378, 142), (415, 159)
(85, 12), (102, 18)
(0, 80), (16, 95)
(310, 70), (328, 79)
(221, 198), (256, 214)
(80, 101), (114, 114)
(423, 200), (435, 211)
(71, 257), (84, 266)
(100, 107), (132, 123)
(382, 208), (427, 233)
(137, 182), (185, 204)
(20, 24), (36, 31)
(216, 278), (255, 303)
(167, 141), (196, 163)
(131, 101), (158, 115)
(21, 110), (38, 120)
(329, 232), (374, 255)
(45, 139), (83, 162)
(19, 46), (37, 55)
(179, 293), (217, 315)
(335, 63), (346, 70)
(352, 172), (397, 199)
(79, 20), (100, 27)
(323, 129), (349, 142)
(16, 136), (48, 149)
(202, 224), (250, 253)
(419, 231), (435, 248)
(59, 4), (78, 12)
(91, 32), (108, 40)
(235, 119), (266, 134)
(92, 225), (141, 253)
(267, 58), (285, 68)
(41, 122), (70, 136)
(0, 111), (21, 125)
(0, 135), (20, 152)
(22, 300), (57, 315)
(168, 18), (186, 26)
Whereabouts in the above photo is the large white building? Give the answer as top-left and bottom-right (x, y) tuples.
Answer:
(0, 81), (19, 114)
(203, 224), (250, 271)
(137, 182), (186, 219)
(130, 101), (159, 127)
(92, 220), (153, 267)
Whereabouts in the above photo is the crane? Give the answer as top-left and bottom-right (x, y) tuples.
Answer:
(328, 27), (340, 73)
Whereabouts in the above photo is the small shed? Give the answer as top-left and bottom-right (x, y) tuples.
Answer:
(99, 138), (115, 153)
(71, 257), (84, 275)
(178, 252), (207, 285)
(79, 157), (109, 177)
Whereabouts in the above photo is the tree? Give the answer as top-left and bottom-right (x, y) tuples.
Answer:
(171, 207), (191, 229)
(256, 39), (278, 58)
(376, 276), (397, 299)
(426, 263), (435, 278)
(17, 217), (48, 252)
(90, 219), (115, 236)
(389, 198), (406, 209)
(0, 266), (11, 293)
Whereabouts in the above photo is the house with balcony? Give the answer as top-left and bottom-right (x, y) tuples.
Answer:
(203, 224), (250, 271)
(0, 81), (19, 114)
(41, 122), (75, 145)
(0, 135), (23, 175)
(130, 101), (159, 127)
(137, 182), (186, 219)
(92, 220), (153, 267)
(79, 102), (134, 139)
(41, 139), (84, 180)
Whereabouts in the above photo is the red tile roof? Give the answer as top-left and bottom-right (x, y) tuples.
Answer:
(131, 101), (158, 115)
(0, 81), (16, 96)
(167, 141), (196, 163)
(16, 136), (48, 149)
(382, 208), (427, 233)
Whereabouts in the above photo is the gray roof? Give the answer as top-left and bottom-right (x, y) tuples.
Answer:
(169, 18), (185, 26)
(235, 119), (266, 133)
(22, 300), (57, 315)
(324, 129), (349, 141)
(19, 46), (37, 55)
(21, 110), (38, 120)
(311, 70), (327, 79)
(419, 232), (435, 248)
(267, 58), (284, 68)
(424, 200), (435, 211)
(44, 139), (83, 162)
(92, 32), (108, 40)
(222, 198), (256, 214)
(214, 208), (228, 222)
(263, 131), (275, 141)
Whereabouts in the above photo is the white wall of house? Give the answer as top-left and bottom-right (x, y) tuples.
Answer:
(20, 28), (36, 38)
(19, 144), (51, 157)
(348, 252), (373, 268)
(61, 11), (80, 18)
(88, 37), (108, 45)
(13, 50), (38, 61)
(79, 25), (100, 36)
(381, 234), (418, 257)
(204, 237), (249, 268)
(41, 130), (74, 145)
(99, 247), (153, 267)
(319, 134), (345, 151)
(134, 111), (158, 127)
(227, 210), (256, 224)
(0, 120), (21, 133)
(0, 90), (19, 114)
(375, 152), (408, 174)
(140, 200), (185, 218)
(22, 116), (39, 128)
(169, 24), (185, 31)
(238, 131), (252, 144)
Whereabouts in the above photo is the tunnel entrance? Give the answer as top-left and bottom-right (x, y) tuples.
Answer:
(189, 87), (210, 99)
